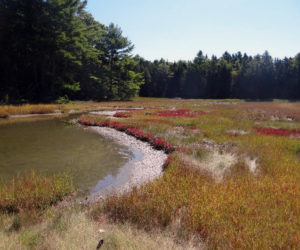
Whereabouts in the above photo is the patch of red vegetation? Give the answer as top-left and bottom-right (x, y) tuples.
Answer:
(113, 112), (132, 118)
(108, 121), (129, 131)
(156, 109), (206, 118)
(80, 119), (95, 126)
(78, 117), (174, 153)
(126, 128), (155, 142)
(153, 138), (173, 152)
(253, 126), (300, 137)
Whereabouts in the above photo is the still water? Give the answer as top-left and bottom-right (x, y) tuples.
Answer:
(0, 117), (132, 196)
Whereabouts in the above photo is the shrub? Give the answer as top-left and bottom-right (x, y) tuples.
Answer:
(55, 95), (71, 104)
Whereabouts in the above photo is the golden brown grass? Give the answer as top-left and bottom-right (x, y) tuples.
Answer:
(0, 172), (73, 213)
(84, 98), (300, 249)
(0, 104), (61, 116)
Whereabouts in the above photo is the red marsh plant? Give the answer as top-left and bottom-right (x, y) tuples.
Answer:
(156, 109), (206, 118)
(153, 138), (174, 153)
(100, 120), (130, 131)
(113, 112), (132, 118)
(78, 118), (95, 126)
(253, 126), (300, 137)
(126, 128), (154, 142)
(79, 117), (174, 153)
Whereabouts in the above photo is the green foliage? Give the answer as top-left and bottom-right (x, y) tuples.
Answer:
(55, 96), (71, 104)
(0, 0), (143, 103)
(94, 23), (143, 100)
(139, 50), (300, 100)
(62, 82), (81, 93)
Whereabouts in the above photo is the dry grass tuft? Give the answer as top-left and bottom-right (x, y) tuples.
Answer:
(0, 209), (199, 250)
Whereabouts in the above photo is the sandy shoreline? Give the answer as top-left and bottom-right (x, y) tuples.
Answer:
(84, 126), (167, 203)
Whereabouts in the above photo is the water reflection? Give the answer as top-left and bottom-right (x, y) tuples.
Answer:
(0, 117), (132, 196)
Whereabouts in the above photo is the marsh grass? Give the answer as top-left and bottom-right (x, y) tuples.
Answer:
(0, 172), (73, 213)
(85, 99), (300, 249)
(0, 208), (198, 250)
(0, 101), (130, 117)
(0, 104), (62, 116)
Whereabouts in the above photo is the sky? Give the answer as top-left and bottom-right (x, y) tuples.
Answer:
(87, 0), (300, 61)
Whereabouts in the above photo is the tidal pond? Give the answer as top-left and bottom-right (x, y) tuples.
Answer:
(0, 117), (132, 196)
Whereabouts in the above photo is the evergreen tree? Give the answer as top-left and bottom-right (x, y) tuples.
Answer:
(96, 23), (143, 100)
(0, 0), (90, 102)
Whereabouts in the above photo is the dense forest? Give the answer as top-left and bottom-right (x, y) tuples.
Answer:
(0, 0), (144, 103)
(137, 51), (300, 100)
(0, 0), (299, 103)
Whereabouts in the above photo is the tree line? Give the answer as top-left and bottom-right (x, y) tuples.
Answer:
(137, 51), (300, 100)
(0, 0), (299, 103)
(0, 0), (143, 103)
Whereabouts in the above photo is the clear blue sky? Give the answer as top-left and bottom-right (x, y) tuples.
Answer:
(87, 0), (300, 61)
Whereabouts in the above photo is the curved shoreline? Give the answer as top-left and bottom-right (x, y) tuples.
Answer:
(85, 126), (167, 202)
